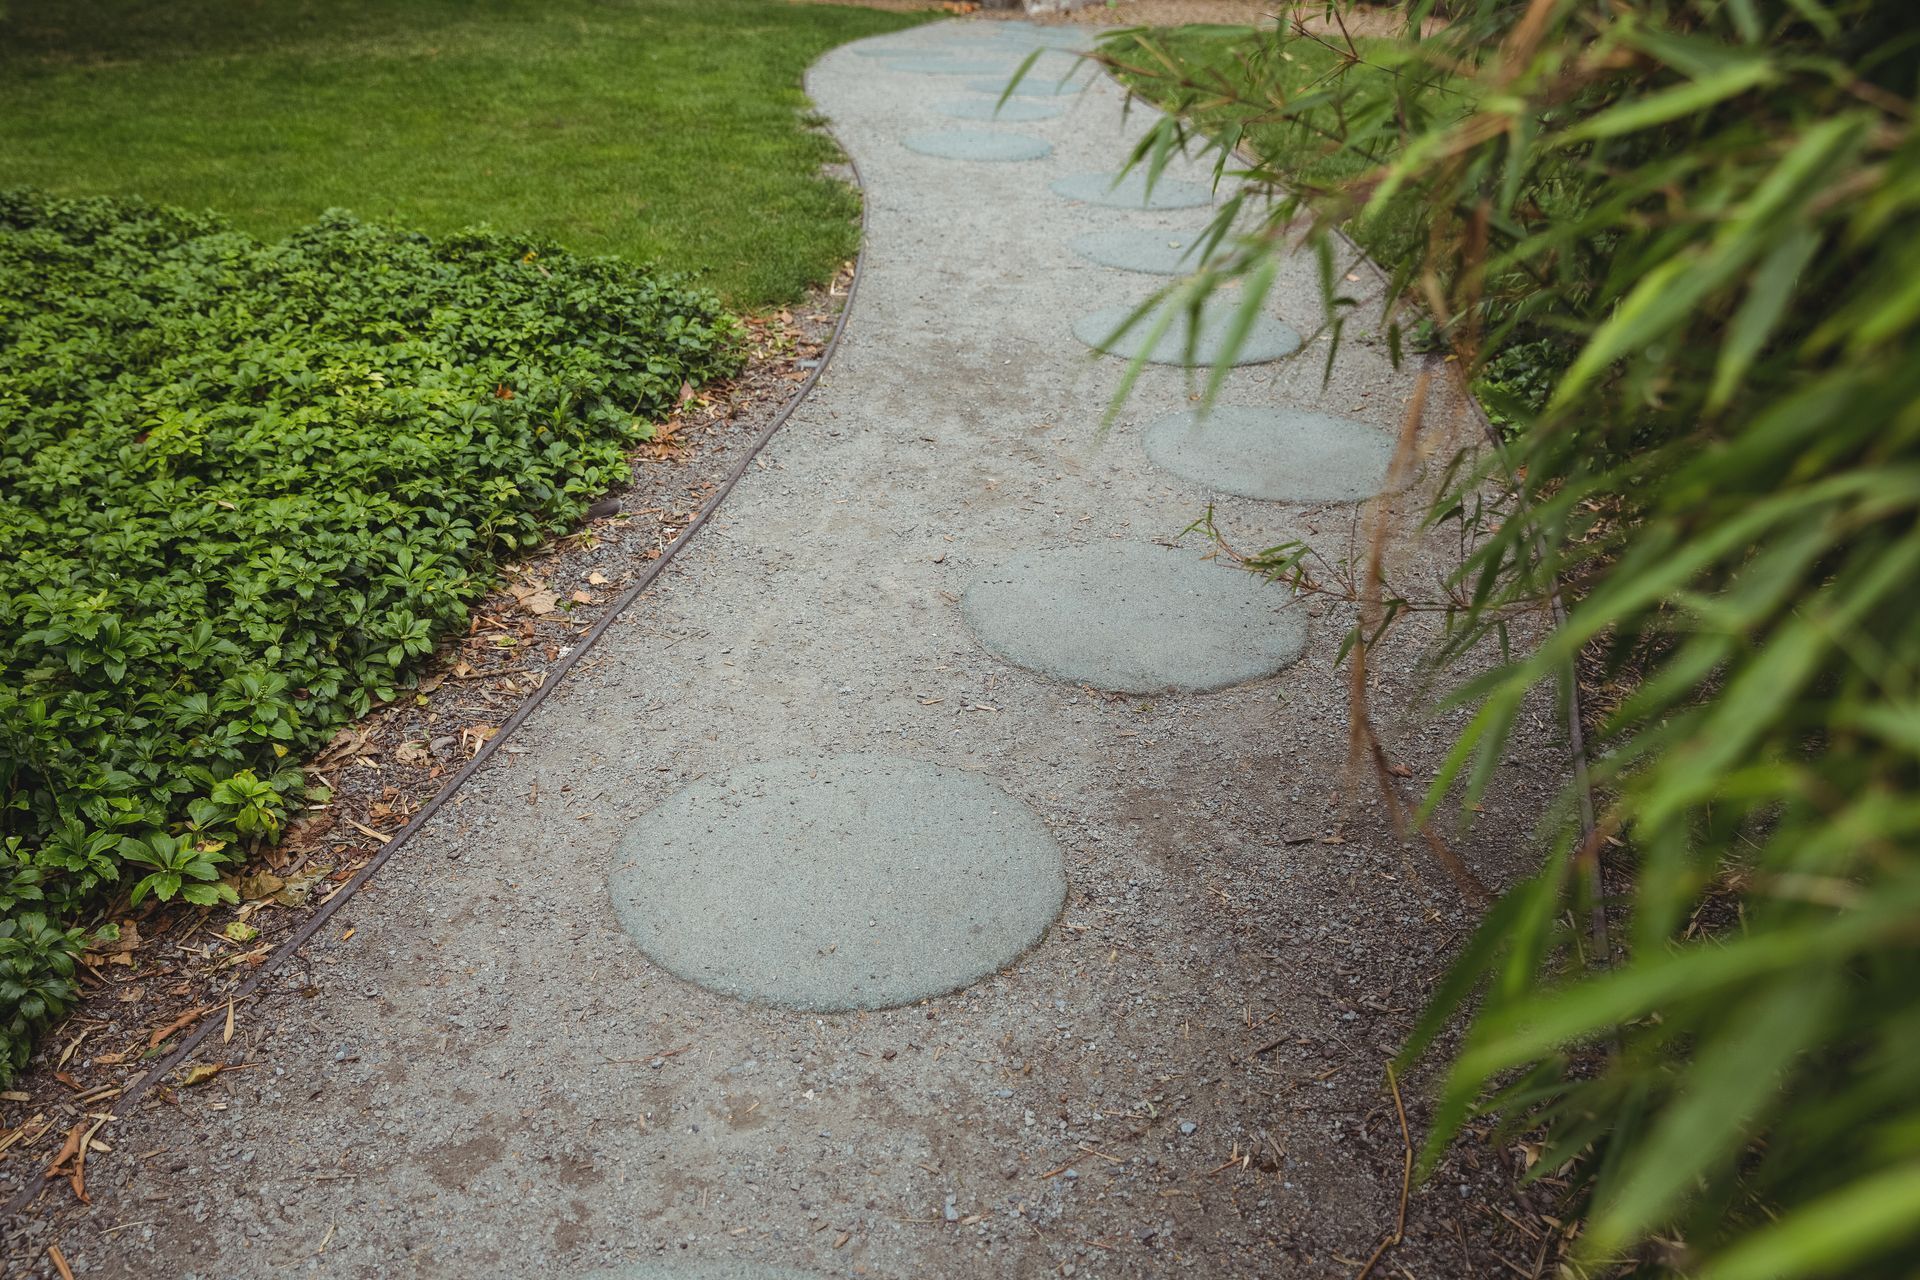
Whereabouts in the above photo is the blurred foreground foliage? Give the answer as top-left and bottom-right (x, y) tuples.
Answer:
(1098, 2), (1920, 1273)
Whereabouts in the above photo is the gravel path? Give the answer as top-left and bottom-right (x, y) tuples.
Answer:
(24, 21), (1565, 1279)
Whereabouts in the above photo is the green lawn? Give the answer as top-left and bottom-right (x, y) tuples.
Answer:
(0, 0), (928, 307)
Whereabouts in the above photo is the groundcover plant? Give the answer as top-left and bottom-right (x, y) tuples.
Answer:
(0, 189), (742, 1078)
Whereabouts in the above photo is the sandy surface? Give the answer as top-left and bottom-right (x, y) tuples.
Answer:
(16, 21), (1562, 1279)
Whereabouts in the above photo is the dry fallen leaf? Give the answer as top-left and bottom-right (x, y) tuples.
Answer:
(233, 871), (286, 902)
(88, 920), (141, 956)
(587, 571), (610, 586)
(272, 865), (331, 908)
(43, 1118), (96, 1203)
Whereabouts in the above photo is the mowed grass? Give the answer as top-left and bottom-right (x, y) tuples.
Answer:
(0, 0), (929, 306)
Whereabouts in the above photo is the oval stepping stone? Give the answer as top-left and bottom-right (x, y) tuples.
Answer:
(852, 42), (941, 57)
(1071, 228), (1211, 275)
(962, 542), (1307, 693)
(886, 56), (1010, 74)
(1073, 300), (1302, 366)
(903, 129), (1051, 162)
(936, 97), (1066, 122)
(1144, 407), (1401, 503)
(609, 755), (1065, 1011)
(1051, 170), (1211, 209)
(585, 1266), (817, 1280)
(983, 24), (1090, 48)
(967, 75), (1088, 97)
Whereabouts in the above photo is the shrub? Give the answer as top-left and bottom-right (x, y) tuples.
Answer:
(0, 189), (741, 1078)
(1099, 1), (1920, 1273)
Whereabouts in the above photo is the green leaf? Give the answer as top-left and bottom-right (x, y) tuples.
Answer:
(1561, 62), (1779, 143)
(1708, 225), (1819, 410)
(1700, 1161), (1920, 1280)
(1586, 970), (1838, 1253)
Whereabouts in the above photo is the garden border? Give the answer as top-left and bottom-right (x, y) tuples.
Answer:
(1, 134), (873, 1227)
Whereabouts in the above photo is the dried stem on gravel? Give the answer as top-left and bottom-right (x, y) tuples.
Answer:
(1347, 372), (1493, 904)
(1354, 1065), (1414, 1280)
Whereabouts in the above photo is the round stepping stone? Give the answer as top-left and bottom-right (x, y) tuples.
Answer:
(886, 56), (1010, 74)
(982, 24), (1089, 49)
(1144, 407), (1401, 503)
(609, 755), (1065, 1011)
(1071, 228), (1212, 275)
(852, 42), (941, 57)
(962, 542), (1308, 693)
(967, 75), (1088, 97)
(1050, 170), (1211, 209)
(903, 129), (1052, 162)
(1074, 300), (1302, 366)
(936, 97), (1066, 122)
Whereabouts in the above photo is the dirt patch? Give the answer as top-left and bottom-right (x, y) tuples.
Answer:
(424, 1131), (508, 1192)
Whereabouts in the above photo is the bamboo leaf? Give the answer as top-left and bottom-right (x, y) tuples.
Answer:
(1561, 62), (1779, 143)
(1700, 1161), (1920, 1280)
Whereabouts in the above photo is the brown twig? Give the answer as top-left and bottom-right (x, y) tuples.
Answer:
(1349, 373), (1494, 903)
(1354, 1065), (1414, 1280)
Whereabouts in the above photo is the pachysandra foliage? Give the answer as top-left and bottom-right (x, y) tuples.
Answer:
(1100, 0), (1920, 1274)
(0, 189), (741, 1079)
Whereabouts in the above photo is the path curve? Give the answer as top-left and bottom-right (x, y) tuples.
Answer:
(40, 20), (1561, 1280)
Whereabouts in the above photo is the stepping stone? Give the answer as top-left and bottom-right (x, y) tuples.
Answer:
(852, 43), (941, 57)
(609, 755), (1066, 1011)
(1144, 407), (1402, 503)
(982, 24), (1090, 49)
(937, 97), (1067, 122)
(962, 542), (1307, 693)
(903, 130), (1052, 162)
(887, 56), (1012, 74)
(1071, 228), (1212, 275)
(1074, 300), (1302, 366)
(1051, 170), (1211, 209)
(585, 1266), (817, 1280)
(968, 75), (1088, 97)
